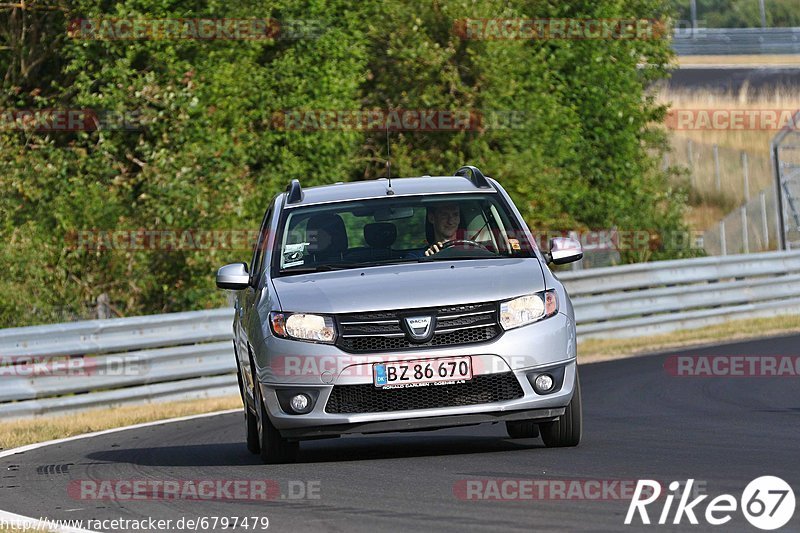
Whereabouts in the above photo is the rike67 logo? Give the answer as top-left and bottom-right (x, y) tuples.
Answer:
(625, 477), (795, 530)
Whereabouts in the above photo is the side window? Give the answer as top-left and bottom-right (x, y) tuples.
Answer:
(280, 215), (309, 269)
(393, 208), (426, 249)
(456, 201), (495, 249)
(488, 203), (517, 254)
(250, 204), (274, 286)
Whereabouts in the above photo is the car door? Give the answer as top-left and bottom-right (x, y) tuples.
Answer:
(237, 200), (275, 396)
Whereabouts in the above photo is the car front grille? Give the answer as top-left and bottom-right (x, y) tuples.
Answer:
(335, 302), (501, 353)
(324, 372), (524, 414)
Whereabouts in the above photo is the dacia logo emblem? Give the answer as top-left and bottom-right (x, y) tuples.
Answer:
(404, 315), (435, 342)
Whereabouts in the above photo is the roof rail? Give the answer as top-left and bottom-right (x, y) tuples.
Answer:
(285, 179), (303, 204)
(454, 166), (492, 189)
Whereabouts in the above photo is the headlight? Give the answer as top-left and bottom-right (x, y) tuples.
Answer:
(269, 312), (337, 344)
(499, 290), (558, 330)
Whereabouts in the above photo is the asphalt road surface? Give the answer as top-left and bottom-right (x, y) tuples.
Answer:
(2, 333), (799, 532)
(666, 67), (800, 94)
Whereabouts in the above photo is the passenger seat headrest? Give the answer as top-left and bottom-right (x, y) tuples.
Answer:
(364, 222), (397, 249)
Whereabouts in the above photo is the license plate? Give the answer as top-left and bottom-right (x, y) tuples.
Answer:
(373, 357), (473, 388)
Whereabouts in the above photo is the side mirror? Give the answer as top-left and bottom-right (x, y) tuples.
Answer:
(216, 262), (250, 290)
(545, 237), (583, 265)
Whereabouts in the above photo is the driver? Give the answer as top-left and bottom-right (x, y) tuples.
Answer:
(423, 202), (462, 256)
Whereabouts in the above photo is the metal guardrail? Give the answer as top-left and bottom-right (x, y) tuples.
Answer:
(562, 250), (800, 339)
(672, 27), (800, 55)
(0, 309), (238, 419)
(3, 250), (800, 419)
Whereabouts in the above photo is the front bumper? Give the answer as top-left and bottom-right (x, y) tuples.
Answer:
(255, 312), (577, 435)
(279, 407), (566, 439)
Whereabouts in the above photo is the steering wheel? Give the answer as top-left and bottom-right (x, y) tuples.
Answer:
(440, 239), (492, 252)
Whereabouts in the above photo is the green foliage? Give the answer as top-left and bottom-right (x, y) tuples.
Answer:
(1, 0), (690, 327)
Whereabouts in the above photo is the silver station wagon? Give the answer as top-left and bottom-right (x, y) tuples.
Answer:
(217, 166), (584, 463)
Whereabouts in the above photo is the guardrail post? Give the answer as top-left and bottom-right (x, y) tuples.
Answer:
(720, 220), (727, 256)
(760, 191), (769, 250)
(96, 293), (111, 320)
(741, 206), (749, 254)
(772, 141), (788, 250)
(742, 151), (750, 203)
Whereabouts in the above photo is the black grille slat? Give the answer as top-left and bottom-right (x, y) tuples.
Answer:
(438, 303), (495, 315)
(325, 372), (524, 414)
(342, 322), (403, 336)
(338, 326), (500, 352)
(437, 314), (495, 329)
(336, 301), (500, 353)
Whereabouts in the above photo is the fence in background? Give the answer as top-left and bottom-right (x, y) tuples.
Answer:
(702, 185), (779, 255)
(668, 114), (800, 257)
(3, 250), (800, 419)
(672, 27), (800, 55)
(773, 112), (800, 250)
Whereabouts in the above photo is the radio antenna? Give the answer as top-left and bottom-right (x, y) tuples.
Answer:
(385, 123), (394, 195)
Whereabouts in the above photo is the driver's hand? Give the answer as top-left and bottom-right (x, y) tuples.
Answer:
(424, 241), (445, 256)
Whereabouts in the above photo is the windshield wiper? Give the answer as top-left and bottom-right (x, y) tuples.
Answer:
(418, 254), (500, 262)
(344, 258), (421, 268)
(282, 258), (423, 274)
(280, 264), (349, 274)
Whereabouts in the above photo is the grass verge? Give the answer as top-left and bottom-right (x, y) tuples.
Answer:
(677, 55), (800, 66)
(0, 396), (242, 452)
(580, 313), (800, 363)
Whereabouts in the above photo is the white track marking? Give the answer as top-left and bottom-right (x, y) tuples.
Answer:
(0, 408), (242, 533)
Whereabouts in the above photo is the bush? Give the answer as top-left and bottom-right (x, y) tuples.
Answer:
(0, 0), (690, 327)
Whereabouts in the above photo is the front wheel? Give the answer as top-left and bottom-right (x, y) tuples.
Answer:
(255, 383), (298, 464)
(245, 401), (260, 454)
(540, 372), (582, 447)
(236, 352), (260, 454)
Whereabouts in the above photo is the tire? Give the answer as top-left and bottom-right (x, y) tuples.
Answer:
(540, 372), (582, 448)
(245, 406), (261, 454)
(239, 368), (260, 454)
(506, 419), (540, 439)
(255, 379), (298, 464)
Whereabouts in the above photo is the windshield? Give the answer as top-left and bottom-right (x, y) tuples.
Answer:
(274, 193), (535, 275)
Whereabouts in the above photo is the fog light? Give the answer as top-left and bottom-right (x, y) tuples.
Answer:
(290, 394), (310, 413)
(534, 374), (554, 393)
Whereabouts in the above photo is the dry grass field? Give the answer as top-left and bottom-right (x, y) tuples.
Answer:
(654, 85), (800, 232)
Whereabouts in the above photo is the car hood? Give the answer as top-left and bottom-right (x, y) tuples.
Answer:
(271, 258), (546, 314)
